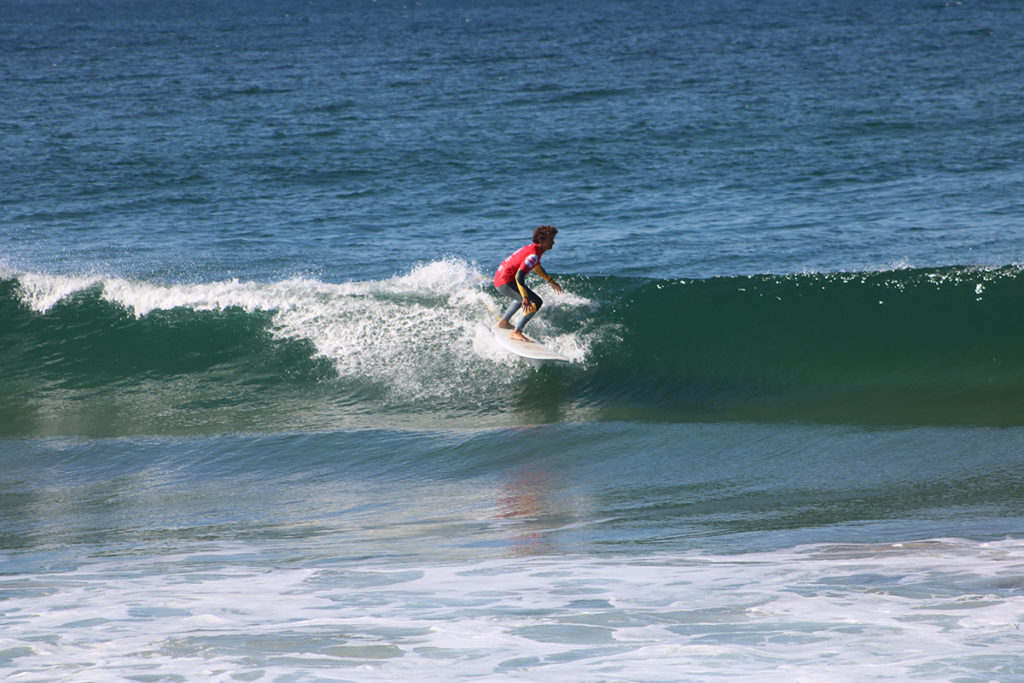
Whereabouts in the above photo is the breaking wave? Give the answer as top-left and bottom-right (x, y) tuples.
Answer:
(4, 260), (1024, 435)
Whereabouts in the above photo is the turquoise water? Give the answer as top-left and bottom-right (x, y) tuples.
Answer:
(4, 0), (1024, 679)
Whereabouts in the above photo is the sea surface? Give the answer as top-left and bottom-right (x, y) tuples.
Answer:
(4, 0), (1024, 680)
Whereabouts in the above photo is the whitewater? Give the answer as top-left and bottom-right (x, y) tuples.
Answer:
(5, 538), (1024, 681)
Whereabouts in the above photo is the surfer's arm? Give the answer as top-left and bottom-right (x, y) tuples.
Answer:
(533, 264), (563, 294)
(514, 269), (530, 299)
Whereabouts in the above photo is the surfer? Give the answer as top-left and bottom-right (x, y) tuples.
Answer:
(494, 225), (564, 342)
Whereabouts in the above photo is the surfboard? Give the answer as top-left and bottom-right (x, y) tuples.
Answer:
(482, 296), (570, 367)
(492, 329), (571, 368)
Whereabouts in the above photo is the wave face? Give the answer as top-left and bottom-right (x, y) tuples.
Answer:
(591, 266), (1024, 425)
(4, 261), (1024, 435)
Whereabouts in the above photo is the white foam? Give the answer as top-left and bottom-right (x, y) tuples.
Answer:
(14, 271), (103, 313)
(9, 261), (595, 401)
(382, 257), (485, 295)
(3, 538), (1024, 681)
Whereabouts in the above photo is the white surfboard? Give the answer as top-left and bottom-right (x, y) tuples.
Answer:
(492, 329), (571, 367)
(482, 297), (570, 367)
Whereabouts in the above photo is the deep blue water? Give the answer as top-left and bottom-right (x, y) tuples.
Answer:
(6, 0), (1024, 283)
(4, 0), (1024, 679)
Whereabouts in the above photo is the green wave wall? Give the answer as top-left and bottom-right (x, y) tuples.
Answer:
(578, 266), (1024, 424)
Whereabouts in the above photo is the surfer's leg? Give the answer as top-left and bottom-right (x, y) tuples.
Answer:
(496, 283), (522, 325)
(514, 290), (543, 333)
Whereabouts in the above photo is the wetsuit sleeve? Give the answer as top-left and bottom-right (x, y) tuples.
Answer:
(515, 269), (529, 298)
(534, 263), (554, 283)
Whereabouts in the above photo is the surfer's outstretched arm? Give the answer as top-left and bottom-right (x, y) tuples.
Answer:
(533, 264), (563, 294)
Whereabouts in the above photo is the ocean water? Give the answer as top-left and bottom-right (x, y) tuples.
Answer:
(4, 0), (1024, 680)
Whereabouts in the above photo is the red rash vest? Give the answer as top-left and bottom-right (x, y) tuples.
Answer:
(494, 243), (542, 287)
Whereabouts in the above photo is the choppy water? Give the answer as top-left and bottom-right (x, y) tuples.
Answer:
(4, 0), (1024, 679)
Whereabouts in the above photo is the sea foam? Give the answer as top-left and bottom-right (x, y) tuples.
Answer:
(8, 261), (593, 403)
(3, 538), (1023, 681)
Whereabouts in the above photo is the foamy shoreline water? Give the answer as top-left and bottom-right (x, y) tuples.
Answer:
(4, 539), (1023, 681)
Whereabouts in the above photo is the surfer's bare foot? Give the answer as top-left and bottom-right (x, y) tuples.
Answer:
(510, 331), (533, 343)
(497, 319), (513, 330)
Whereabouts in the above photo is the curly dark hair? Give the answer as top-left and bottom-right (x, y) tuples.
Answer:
(532, 225), (558, 244)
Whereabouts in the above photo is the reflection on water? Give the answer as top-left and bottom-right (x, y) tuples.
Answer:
(497, 464), (556, 557)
